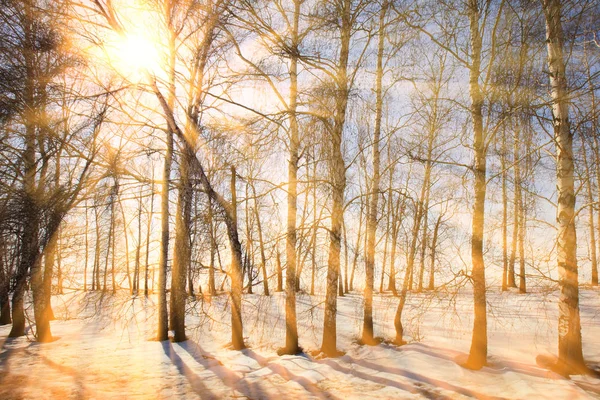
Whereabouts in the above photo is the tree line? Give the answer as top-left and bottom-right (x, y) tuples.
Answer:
(0, 0), (598, 376)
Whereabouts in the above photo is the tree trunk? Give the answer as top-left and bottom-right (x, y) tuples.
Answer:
(171, 143), (193, 342)
(518, 191), (526, 294)
(582, 140), (598, 287)
(276, 245), (283, 292)
(465, 0), (487, 369)
(134, 190), (143, 294)
(208, 195), (217, 295)
(157, 118), (173, 341)
(322, 0), (351, 357)
(362, 0), (387, 345)
(388, 195), (401, 296)
(93, 204), (101, 291)
(541, 0), (585, 373)
(349, 201), (364, 292)
(501, 132), (509, 291)
(379, 189), (389, 293)
(245, 182), (254, 295)
(281, 0), (301, 355)
(118, 190), (132, 294)
(10, 10), (38, 338)
(229, 166), (245, 350)
(508, 126), (520, 289)
(84, 200), (89, 292)
(428, 213), (442, 290)
(0, 238), (11, 325)
(251, 185), (269, 296)
(145, 177), (155, 296)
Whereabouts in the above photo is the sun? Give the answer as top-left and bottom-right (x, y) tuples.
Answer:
(106, 33), (162, 82)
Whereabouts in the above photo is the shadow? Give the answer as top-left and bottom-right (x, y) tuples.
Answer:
(486, 358), (565, 380)
(387, 343), (564, 381)
(179, 341), (338, 400)
(242, 349), (337, 400)
(0, 337), (88, 399)
(322, 356), (508, 400)
(177, 340), (270, 399)
(38, 354), (88, 400)
(161, 340), (220, 400)
(384, 342), (464, 364)
(0, 337), (30, 368)
(319, 358), (453, 400)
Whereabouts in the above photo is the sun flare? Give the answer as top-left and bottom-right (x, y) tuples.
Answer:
(107, 33), (162, 81)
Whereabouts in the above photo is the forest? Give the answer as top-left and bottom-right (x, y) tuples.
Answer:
(0, 0), (599, 398)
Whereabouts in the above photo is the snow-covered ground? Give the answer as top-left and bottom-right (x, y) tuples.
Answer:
(1, 288), (599, 399)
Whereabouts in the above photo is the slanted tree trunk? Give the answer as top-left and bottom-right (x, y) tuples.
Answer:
(152, 80), (246, 349)
(541, 0), (585, 373)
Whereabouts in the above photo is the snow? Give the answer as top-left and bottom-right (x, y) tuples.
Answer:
(0, 288), (599, 399)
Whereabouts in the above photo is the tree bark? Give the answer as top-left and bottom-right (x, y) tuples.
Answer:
(321, 0), (351, 357)
(171, 142), (193, 342)
(541, 0), (585, 373)
(465, 0), (488, 369)
(362, 0), (387, 345)
(281, 0), (301, 355)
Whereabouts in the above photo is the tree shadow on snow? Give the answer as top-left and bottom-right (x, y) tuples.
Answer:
(327, 355), (506, 400)
(161, 340), (221, 400)
(173, 340), (275, 399)
(0, 337), (89, 399)
(242, 348), (336, 399)
(176, 340), (338, 399)
(387, 343), (564, 381)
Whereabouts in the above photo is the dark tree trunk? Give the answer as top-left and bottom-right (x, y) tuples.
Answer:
(171, 143), (193, 342)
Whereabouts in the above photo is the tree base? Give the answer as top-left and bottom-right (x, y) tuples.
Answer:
(357, 336), (384, 346)
(310, 348), (345, 359)
(458, 353), (486, 370)
(536, 354), (594, 378)
(277, 345), (304, 356)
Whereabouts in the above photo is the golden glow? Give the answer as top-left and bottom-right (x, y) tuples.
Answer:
(106, 33), (162, 82)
